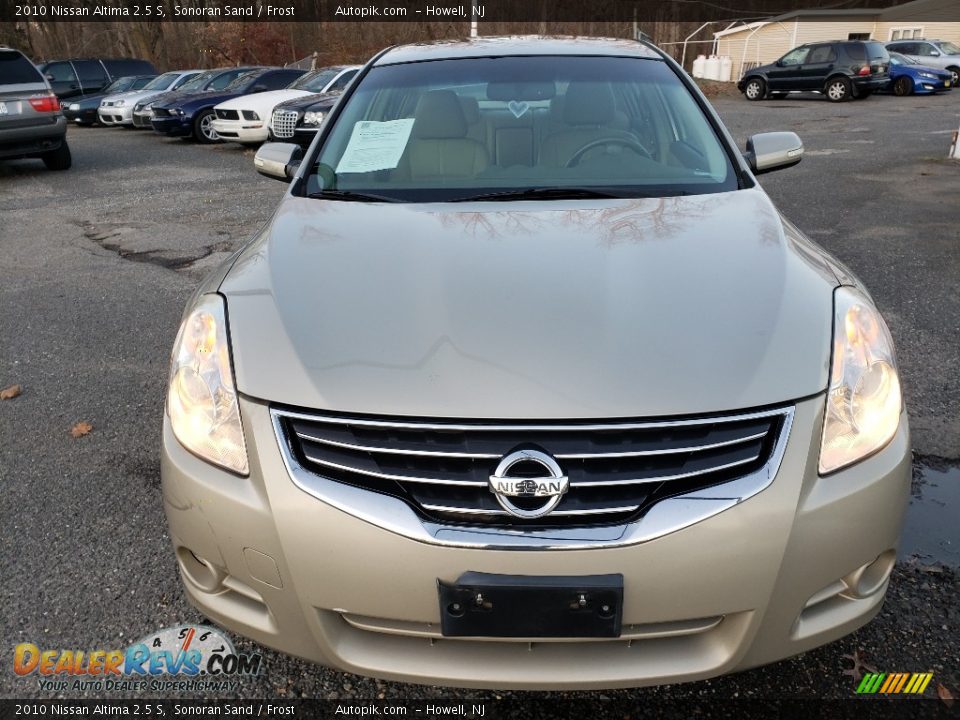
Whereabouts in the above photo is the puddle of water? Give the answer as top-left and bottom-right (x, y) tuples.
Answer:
(898, 464), (960, 567)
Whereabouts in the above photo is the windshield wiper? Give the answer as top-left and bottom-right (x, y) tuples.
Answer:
(448, 187), (631, 202)
(307, 189), (400, 203)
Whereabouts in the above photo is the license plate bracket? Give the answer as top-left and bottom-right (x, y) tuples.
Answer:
(438, 572), (623, 638)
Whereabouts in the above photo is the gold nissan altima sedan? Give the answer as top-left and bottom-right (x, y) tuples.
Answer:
(160, 37), (911, 689)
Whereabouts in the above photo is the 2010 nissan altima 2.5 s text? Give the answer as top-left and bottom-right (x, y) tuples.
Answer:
(160, 37), (910, 690)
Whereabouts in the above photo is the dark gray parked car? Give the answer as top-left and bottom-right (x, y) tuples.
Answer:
(0, 47), (71, 170)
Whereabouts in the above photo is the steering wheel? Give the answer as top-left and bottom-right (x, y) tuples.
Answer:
(565, 137), (653, 168)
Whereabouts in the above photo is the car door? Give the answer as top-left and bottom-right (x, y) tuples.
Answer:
(73, 60), (109, 94)
(766, 46), (810, 91)
(43, 61), (81, 99)
(913, 41), (947, 70)
(798, 44), (837, 90)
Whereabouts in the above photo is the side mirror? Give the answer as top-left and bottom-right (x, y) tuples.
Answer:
(744, 132), (803, 175)
(930, 51), (941, 57)
(254, 142), (302, 182)
(775, 59), (785, 67)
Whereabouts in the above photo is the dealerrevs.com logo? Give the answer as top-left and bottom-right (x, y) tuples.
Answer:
(14, 625), (263, 693)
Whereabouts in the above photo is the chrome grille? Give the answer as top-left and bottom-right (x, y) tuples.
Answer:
(215, 108), (239, 120)
(271, 109), (298, 139)
(276, 408), (789, 528)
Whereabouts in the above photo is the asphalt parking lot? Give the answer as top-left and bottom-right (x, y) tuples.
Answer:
(1, 90), (958, 704)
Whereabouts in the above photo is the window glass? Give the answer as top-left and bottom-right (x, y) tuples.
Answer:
(327, 69), (358, 92)
(935, 41), (960, 54)
(308, 55), (737, 203)
(295, 69), (339, 91)
(220, 70), (260, 91)
(808, 46), (835, 64)
(44, 62), (77, 83)
(144, 72), (181, 91)
(917, 42), (939, 56)
(74, 60), (107, 87)
(779, 47), (809, 66)
(0, 50), (44, 83)
(131, 76), (154, 90)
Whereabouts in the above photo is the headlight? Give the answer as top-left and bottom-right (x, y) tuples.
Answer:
(919, 72), (937, 79)
(819, 287), (902, 474)
(114, 99), (126, 107)
(68, 103), (80, 111)
(303, 110), (324, 125)
(242, 110), (260, 121)
(167, 294), (248, 475)
(169, 108), (183, 116)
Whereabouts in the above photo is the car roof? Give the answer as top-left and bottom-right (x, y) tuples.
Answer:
(373, 36), (661, 66)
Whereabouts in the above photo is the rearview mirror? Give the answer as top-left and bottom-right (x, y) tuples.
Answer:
(744, 132), (803, 175)
(254, 143), (302, 183)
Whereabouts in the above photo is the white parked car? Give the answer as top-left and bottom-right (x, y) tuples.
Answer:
(98, 70), (200, 126)
(211, 65), (359, 145)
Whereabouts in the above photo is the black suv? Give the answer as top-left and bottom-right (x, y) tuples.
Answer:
(0, 47), (70, 170)
(738, 40), (890, 102)
(37, 57), (157, 100)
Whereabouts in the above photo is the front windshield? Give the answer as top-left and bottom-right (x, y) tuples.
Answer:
(144, 72), (181, 91)
(935, 41), (960, 54)
(307, 55), (736, 202)
(178, 72), (212, 92)
(295, 69), (340, 92)
(223, 70), (261, 92)
(102, 77), (131, 93)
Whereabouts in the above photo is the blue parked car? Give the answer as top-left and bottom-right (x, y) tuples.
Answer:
(62, 75), (155, 125)
(886, 52), (953, 95)
(150, 67), (306, 143)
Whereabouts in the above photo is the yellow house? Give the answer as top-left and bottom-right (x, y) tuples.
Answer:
(714, 0), (960, 80)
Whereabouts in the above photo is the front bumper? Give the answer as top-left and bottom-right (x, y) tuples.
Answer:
(97, 106), (134, 125)
(151, 114), (191, 136)
(63, 107), (99, 124)
(268, 126), (318, 148)
(161, 395), (911, 689)
(211, 118), (268, 143)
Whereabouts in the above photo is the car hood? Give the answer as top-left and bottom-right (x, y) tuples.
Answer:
(161, 90), (242, 110)
(905, 63), (953, 76)
(216, 89), (312, 112)
(219, 188), (839, 418)
(273, 91), (340, 112)
(111, 88), (170, 105)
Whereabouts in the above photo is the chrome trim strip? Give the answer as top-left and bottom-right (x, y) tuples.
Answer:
(301, 451), (487, 487)
(554, 430), (768, 459)
(296, 428), (767, 461)
(571, 454), (760, 487)
(275, 406), (790, 432)
(271, 406), (795, 550)
(420, 503), (640, 517)
(295, 431), (500, 459)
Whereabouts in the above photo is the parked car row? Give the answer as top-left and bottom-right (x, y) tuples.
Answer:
(79, 63), (360, 145)
(738, 38), (957, 101)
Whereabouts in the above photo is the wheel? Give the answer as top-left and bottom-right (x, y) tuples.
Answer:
(947, 66), (960, 86)
(193, 109), (220, 144)
(42, 141), (72, 171)
(893, 76), (914, 97)
(825, 77), (852, 102)
(743, 77), (765, 101)
(564, 137), (653, 168)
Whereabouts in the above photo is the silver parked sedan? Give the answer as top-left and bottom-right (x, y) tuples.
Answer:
(161, 37), (910, 689)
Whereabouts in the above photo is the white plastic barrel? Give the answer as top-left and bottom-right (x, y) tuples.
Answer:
(692, 54), (707, 78)
(704, 55), (721, 81)
(719, 56), (733, 82)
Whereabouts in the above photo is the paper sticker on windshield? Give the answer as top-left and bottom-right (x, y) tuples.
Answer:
(336, 119), (415, 173)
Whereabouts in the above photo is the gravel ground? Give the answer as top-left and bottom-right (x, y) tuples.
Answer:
(1, 89), (958, 706)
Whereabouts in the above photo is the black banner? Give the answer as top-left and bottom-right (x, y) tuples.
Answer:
(2, 0), (958, 23)
(1, 699), (959, 720)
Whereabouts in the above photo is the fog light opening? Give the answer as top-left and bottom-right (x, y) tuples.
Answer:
(176, 547), (227, 593)
(842, 549), (896, 599)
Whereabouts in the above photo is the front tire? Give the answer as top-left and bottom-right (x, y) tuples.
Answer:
(743, 77), (766, 101)
(893, 76), (914, 96)
(193, 109), (220, 144)
(825, 76), (852, 102)
(42, 141), (72, 171)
